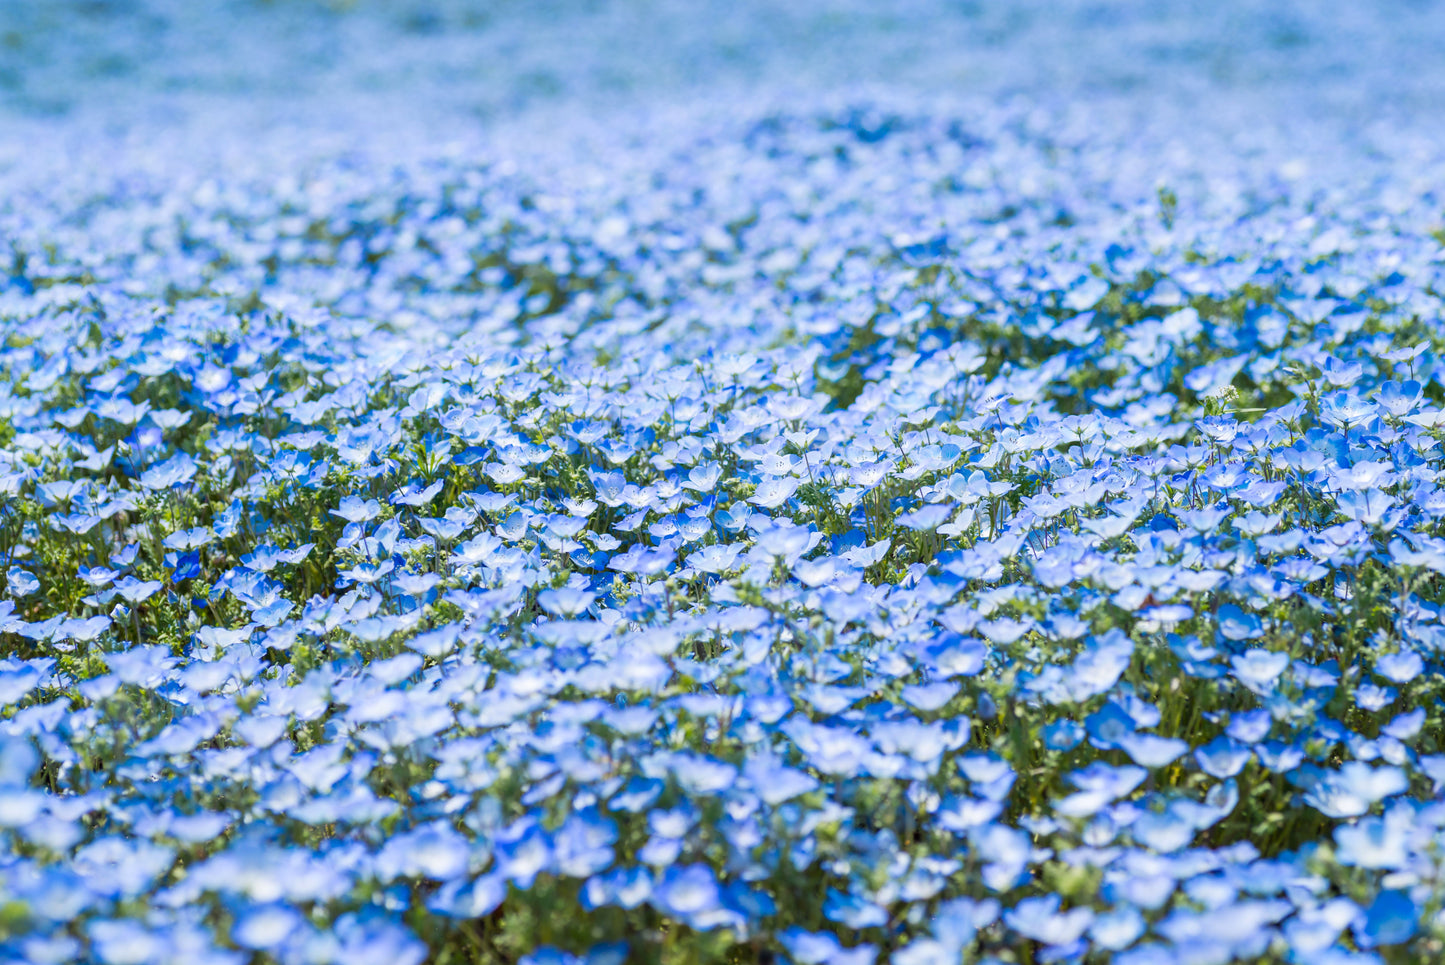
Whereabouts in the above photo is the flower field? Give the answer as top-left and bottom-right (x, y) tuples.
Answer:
(5, 3), (1445, 964)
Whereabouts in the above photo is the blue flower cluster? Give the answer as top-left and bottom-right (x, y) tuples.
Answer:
(5, 15), (1445, 961)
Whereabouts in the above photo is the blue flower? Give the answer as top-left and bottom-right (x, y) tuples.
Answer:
(1356, 891), (1417, 949)
(232, 904), (304, 951)
(1194, 736), (1252, 778)
(1335, 808), (1412, 870)
(1230, 647), (1288, 691)
(652, 864), (723, 925)
(1218, 606), (1265, 643)
(1117, 733), (1188, 768)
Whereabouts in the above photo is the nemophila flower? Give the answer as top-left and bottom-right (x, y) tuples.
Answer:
(1225, 709), (1272, 743)
(553, 810), (617, 878)
(742, 751), (818, 804)
(1302, 763), (1410, 818)
(1356, 891), (1418, 949)
(1334, 805), (1414, 869)
(1374, 650), (1423, 684)
(1055, 762), (1146, 818)
(113, 575), (162, 605)
(1356, 682), (1397, 712)
(164, 550), (201, 582)
(1256, 740), (1306, 773)
(537, 586), (596, 617)
(1382, 707), (1425, 741)
(88, 919), (169, 965)
(651, 864), (723, 926)
(1321, 391), (1377, 431)
(1118, 733), (1190, 768)
(749, 476), (800, 509)
(241, 543), (313, 573)
(1194, 736), (1253, 778)
(1322, 357), (1366, 388)
(1090, 907), (1146, 952)
(780, 928), (876, 965)
(138, 451), (198, 490)
(6, 566), (39, 596)
(1043, 719), (1085, 751)
(1217, 605), (1265, 643)
(333, 496), (383, 523)
(1283, 897), (1362, 958)
(1004, 895), (1093, 949)
(375, 822), (472, 881)
(977, 617), (1033, 645)
(1230, 647), (1288, 692)
(1154, 898), (1290, 960)
(428, 871), (508, 919)
(232, 904), (304, 951)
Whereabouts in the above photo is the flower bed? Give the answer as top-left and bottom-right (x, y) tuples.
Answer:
(3, 35), (1445, 965)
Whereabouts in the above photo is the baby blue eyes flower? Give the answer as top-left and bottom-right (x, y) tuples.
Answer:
(977, 618), (1033, 645)
(537, 587), (596, 617)
(823, 889), (890, 929)
(391, 480), (445, 507)
(780, 928), (870, 965)
(88, 920), (169, 965)
(1225, 709), (1272, 743)
(1217, 606), (1265, 643)
(1056, 762), (1146, 818)
(496, 823), (553, 889)
(94, 397), (151, 427)
(138, 452), (198, 490)
(668, 753), (739, 795)
(901, 681), (958, 712)
(1194, 736), (1252, 778)
(1043, 720), (1085, 751)
(1086, 702), (1136, 748)
(1117, 733), (1189, 768)
(6, 567), (39, 597)
(1322, 357), (1366, 388)
(1374, 650), (1423, 684)
(1357, 680), (1395, 710)
(652, 864), (721, 923)
(1230, 647), (1288, 691)
(1248, 745), (1306, 774)
(580, 867), (653, 912)
(233, 904), (304, 950)
(687, 543), (745, 574)
(1356, 891), (1418, 949)
(113, 575), (162, 605)
(553, 810), (618, 878)
(1382, 708), (1425, 741)
(1320, 391), (1377, 430)
(1374, 379), (1423, 415)
(429, 871), (508, 919)
(742, 752), (818, 804)
(897, 504), (954, 531)
(1335, 809), (1413, 869)
(1004, 895), (1093, 946)
(749, 476), (800, 509)
(0, 735), (39, 789)
(333, 496), (383, 522)
(1304, 764), (1410, 818)
(375, 822), (472, 881)
(1130, 806), (1200, 852)
(1090, 907), (1145, 951)
(164, 550), (201, 582)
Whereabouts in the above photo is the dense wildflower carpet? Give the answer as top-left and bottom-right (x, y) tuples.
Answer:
(6, 3), (1445, 964)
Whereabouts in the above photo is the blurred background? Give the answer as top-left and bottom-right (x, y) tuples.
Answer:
(0, 0), (1441, 134)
